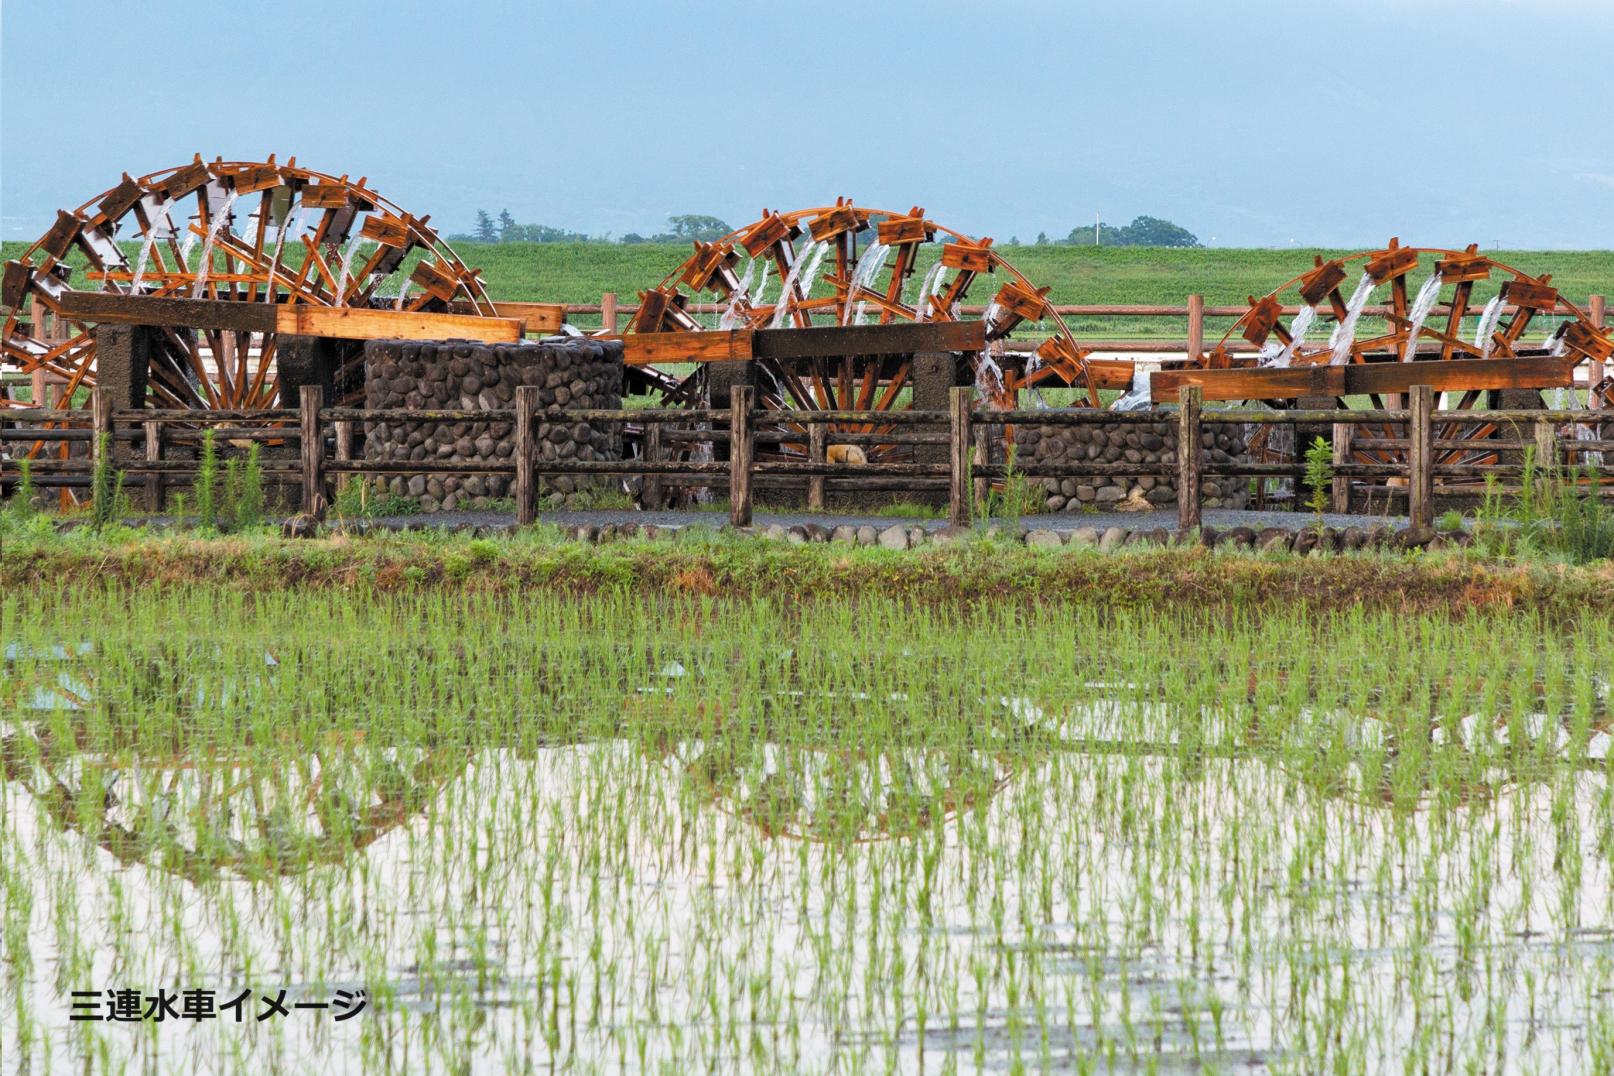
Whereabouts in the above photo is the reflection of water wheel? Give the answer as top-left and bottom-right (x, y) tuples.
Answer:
(1, 154), (493, 422)
(3, 730), (466, 883)
(1, 643), (466, 881)
(1209, 240), (1614, 470)
(627, 200), (1097, 463)
(626, 677), (1039, 841)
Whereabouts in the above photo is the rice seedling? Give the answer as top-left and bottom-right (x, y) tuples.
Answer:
(1, 587), (1610, 1072)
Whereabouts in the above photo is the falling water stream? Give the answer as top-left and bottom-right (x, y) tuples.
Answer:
(1400, 273), (1444, 362)
(129, 199), (176, 294)
(843, 242), (888, 325)
(769, 241), (830, 329)
(1266, 305), (1317, 368)
(1327, 273), (1377, 366)
(1473, 294), (1505, 360)
(913, 260), (949, 320)
(190, 191), (239, 297)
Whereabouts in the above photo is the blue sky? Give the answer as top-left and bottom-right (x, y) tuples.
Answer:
(4, 0), (1613, 248)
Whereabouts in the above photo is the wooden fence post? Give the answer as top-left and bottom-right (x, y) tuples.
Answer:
(1186, 293), (1205, 359)
(514, 384), (538, 525)
(144, 419), (164, 512)
(1408, 384), (1433, 534)
(1591, 294), (1605, 410)
(334, 420), (353, 463)
(299, 384), (325, 518)
(973, 425), (990, 513)
(642, 420), (664, 509)
(601, 292), (618, 334)
(808, 422), (826, 510)
(91, 388), (111, 469)
(1534, 418), (1556, 472)
(729, 385), (754, 527)
(1176, 385), (1202, 531)
(1331, 421), (1352, 514)
(949, 386), (973, 528)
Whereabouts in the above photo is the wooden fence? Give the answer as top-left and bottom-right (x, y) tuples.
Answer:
(6, 385), (1612, 534)
(574, 291), (1609, 358)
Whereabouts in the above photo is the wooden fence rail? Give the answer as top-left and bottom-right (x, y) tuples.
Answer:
(3, 385), (1610, 532)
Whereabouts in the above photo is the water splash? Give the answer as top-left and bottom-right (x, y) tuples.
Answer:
(974, 349), (1004, 402)
(1327, 273), (1377, 365)
(190, 190), (240, 297)
(1111, 366), (1154, 411)
(843, 242), (888, 326)
(262, 205), (307, 304)
(769, 241), (830, 329)
(1400, 273), (1444, 362)
(1473, 294), (1505, 360)
(913, 261), (949, 320)
(980, 301), (1003, 339)
(1265, 304), (1317, 368)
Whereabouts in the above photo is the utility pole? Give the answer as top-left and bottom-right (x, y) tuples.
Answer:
(1094, 211), (1100, 246)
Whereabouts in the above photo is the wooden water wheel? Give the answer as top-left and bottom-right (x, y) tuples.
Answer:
(0, 154), (494, 421)
(1207, 240), (1614, 471)
(626, 200), (1098, 465)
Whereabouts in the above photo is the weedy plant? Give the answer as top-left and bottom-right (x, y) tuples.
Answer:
(1303, 435), (1333, 531)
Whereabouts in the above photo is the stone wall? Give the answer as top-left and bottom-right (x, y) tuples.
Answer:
(363, 337), (623, 510)
(1017, 419), (1249, 512)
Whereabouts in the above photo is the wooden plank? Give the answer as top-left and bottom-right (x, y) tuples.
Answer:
(621, 330), (753, 366)
(752, 319), (984, 360)
(276, 306), (522, 343)
(1150, 355), (1576, 402)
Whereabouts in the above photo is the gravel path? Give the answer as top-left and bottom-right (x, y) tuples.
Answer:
(345, 506), (1418, 535)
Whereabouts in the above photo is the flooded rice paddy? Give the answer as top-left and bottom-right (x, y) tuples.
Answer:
(2, 589), (1612, 1072)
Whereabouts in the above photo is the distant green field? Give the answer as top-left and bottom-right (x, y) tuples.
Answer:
(8, 239), (1611, 340)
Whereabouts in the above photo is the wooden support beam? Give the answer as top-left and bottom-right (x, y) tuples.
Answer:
(622, 330), (753, 367)
(1176, 385), (1202, 532)
(752, 319), (984, 360)
(949, 387), (973, 528)
(57, 291), (524, 342)
(1151, 355), (1576, 403)
(276, 306), (523, 343)
(447, 300), (567, 334)
(729, 385), (754, 527)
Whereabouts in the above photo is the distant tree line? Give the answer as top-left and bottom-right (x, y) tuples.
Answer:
(452, 210), (734, 244)
(452, 209), (1198, 248)
(1031, 216), (1201, 248)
